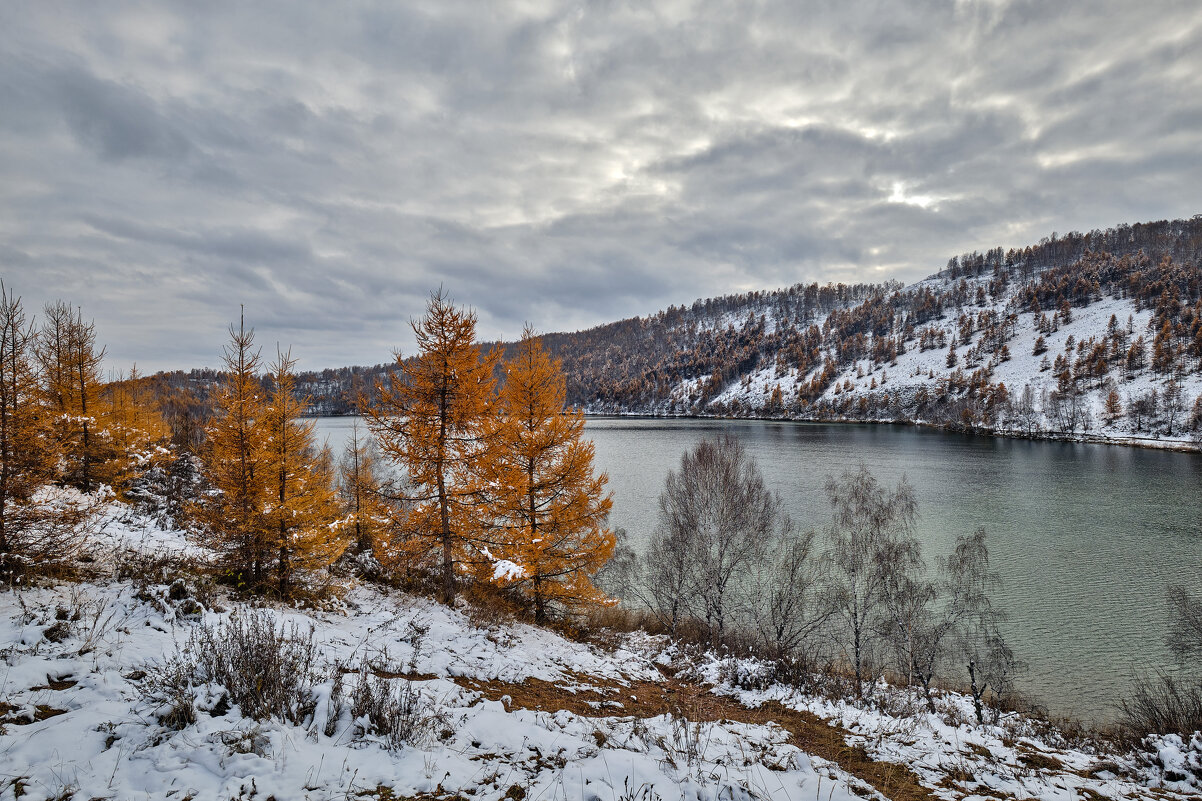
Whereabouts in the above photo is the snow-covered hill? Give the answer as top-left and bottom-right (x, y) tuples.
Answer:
(2, 502), (1199, 800)
(545, 219), (1202, 450)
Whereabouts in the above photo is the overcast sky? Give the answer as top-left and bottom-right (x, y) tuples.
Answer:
(2, 1), (1200, 372)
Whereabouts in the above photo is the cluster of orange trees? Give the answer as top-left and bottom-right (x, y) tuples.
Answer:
(191, 311), (347, 598)
(363, 289), (615, 620)
(2, 281), (614, 620)
(193, 290), (615, 619)
(0, 284), (169, 576)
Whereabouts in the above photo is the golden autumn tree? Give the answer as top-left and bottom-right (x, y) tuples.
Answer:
(35, 301), (108, 492)
(480, 326), (614, 622)
(1103, 387), (1123, 425)
(338, 420), (390, 555)
(193, 313), (271, 587)
(0, 284), (84, 576)
(366, 288), (499, 604)
(262, 349), (346, 597)
(101, 364), (172, 496)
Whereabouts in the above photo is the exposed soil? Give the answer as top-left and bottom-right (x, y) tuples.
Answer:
(0, 702), (69, 726)
(451, 672), (938, 801)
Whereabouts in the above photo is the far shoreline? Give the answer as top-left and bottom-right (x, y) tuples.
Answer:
(305, 410), (1202, 454)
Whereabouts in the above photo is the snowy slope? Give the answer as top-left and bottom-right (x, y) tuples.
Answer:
(1, 505), (1198, 800)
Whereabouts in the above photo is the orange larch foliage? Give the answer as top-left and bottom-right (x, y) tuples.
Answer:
(366, 288), (500, 603)
(0, 284), (81, 574)
(193, 314), (272, 588)
(481, 326), (614, 622)
(262, 349), (346, 597)
(338, 419), (392, 557)
(101, 364), (172, 496)
(34, 301), (108, 492)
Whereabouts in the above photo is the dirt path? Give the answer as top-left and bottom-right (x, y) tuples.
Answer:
(451, 672), (937, 801)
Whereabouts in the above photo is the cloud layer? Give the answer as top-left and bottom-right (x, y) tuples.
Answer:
(2, 1), (1200, 371)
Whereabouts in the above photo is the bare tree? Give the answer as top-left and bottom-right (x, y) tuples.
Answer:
(877, 540), (932, 694)
(749, 529), (830, 672)
(1162, 379), (1185, 436)
(1011, 384), (1041, 436)
(646, 435), (783, 644)
(822, 464), (918, 698)
(1167, 585), (1202, 666)
(1127, 390), (1157, 432)
(1122, 585), (1202, 735)
(907, 529), (1005, 713)
(641, 515), (698, 638)
(960, 621), (1021, 724)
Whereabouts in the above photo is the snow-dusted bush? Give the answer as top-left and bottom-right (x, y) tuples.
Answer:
(146, 611), (320, 727)
(346, 668), (446, 751)
(1140, 732), (1202, 790)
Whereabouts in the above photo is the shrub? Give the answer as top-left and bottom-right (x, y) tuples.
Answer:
(348, 668), (444, 751)
(146, 611), (320, 727)
(1121, 673), (1202, 738)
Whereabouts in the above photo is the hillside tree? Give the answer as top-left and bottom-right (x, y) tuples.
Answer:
(35, 301), (108, 492)
(262, 349), (346, 597)
(480, 326), (615, 622)
(0, 285), (85, 577)
(193, 313), (271, 588)
(366, 288), (500, 604)
(338, 420), (390, 556)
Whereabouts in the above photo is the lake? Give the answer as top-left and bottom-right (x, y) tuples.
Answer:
(313, 415), (1202, 723)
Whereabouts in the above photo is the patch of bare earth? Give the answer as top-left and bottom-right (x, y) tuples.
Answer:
(452, 671), (937, 801)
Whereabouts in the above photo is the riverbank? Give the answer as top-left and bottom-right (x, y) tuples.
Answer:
(580, 410), (1202, 453)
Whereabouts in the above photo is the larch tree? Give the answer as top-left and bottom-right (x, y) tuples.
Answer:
(102, 364), (172, 496)
(262, 349), (346, 597)
(481, 326), (614, 622)
(366, 288), (499, 604)
(0, 284), (84, 576)
(1103, 387), (1124, 425)
(35, 302), (108, 492)
(338, 420), (390, 556)
(194, 313), (271, 588)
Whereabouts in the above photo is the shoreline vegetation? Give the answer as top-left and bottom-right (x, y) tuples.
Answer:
(581, 411), (1202, 453)
(309, 410), (1202, 454)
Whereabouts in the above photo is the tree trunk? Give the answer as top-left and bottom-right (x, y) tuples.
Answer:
(968, 659), (984, 723)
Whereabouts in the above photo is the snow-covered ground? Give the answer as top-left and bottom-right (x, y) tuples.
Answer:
(1, 504), (1198, 800)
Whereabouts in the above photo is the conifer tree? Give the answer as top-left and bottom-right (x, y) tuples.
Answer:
(338, 420), (389, 555)
(0, 285), (81, 575)
(1103, 387), (1123, 425)
(35, 302), (108, 492)
(366, 288), (499, 604)
(262, 349), (345, 596)
(102, 365), (171, 496)
(194, 313), (271, 587)
(481, 326), (614, 622)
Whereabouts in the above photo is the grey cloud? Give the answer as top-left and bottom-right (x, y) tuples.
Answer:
(53, 66), (193, 162)
(0, 0), (1199, 371)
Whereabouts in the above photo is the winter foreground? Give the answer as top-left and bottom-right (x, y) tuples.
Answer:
(1, 506), (1199, 801)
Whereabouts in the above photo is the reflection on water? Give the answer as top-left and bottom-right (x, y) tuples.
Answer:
(313, 415), (1202, 722)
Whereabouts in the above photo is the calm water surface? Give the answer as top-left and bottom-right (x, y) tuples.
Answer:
(314, 415), (1202, 722)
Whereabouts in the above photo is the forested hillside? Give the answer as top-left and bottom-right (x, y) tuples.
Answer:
(536, 216), (1202, 444)
(169, 216), (1202, 446)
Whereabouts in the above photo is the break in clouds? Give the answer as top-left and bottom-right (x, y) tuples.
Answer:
(1, 0), (1200, 371)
